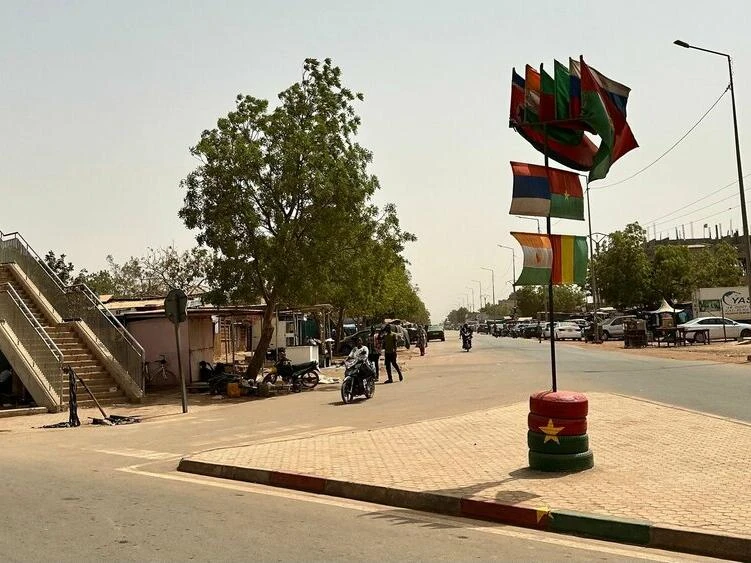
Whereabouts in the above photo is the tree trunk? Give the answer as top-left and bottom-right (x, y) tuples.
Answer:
(335, 307), (344, 351)
(246, 299), (276, 378)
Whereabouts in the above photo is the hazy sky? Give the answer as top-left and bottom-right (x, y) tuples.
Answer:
(3, 1), (751, 322)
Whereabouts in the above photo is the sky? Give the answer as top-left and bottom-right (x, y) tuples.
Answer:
(3, 0), (751, 323)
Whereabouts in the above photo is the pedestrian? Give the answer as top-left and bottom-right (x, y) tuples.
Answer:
(417, 325), (427, 356)
(382, 324), (403, 383)
(367, 327), (381, 380)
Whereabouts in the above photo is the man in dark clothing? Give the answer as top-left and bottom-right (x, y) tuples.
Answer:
(381, 325), (403, 383)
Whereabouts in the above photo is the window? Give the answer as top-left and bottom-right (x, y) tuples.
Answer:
(698, 319), (715, 325)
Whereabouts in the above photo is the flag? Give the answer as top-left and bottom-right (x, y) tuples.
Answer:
(511, 232), (553, 285)
(579, 58), (638, 181)
(509, 161), (584, 220)
(539, 65), (556, 122)
(569, 58), (582, 119)
(509, 70), (598, 171)
(554, 60), (570, 120)
(524, 65), (541, 122)
(550, 235), (588, 286)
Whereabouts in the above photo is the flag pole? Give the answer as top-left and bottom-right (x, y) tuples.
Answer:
(543, 122), (558, 392)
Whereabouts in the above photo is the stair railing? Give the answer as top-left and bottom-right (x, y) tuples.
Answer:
(0, 282), (64, 405)
(0, 230), (145, 391)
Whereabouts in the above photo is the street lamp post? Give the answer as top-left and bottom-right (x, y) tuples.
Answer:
(472, 279), (482, 311)
(466, 286), (475, 313)
(675, 39), (751, 309)
(497, 244), (517, 295)
(481, 267), (496, 305)
(515, 215), (541, 233)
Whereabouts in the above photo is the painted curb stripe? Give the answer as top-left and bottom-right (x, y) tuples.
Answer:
(177, 459), (751, 560)
(460, 498), (549, 529)
(549, 509), (651, 545)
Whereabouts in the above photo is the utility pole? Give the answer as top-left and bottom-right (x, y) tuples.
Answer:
(481, 267), (496, 305)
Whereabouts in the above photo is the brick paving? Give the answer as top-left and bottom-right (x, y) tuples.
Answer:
(184, 392), (751, 537)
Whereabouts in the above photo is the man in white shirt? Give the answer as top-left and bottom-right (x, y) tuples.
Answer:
(348, 337), (369, 362)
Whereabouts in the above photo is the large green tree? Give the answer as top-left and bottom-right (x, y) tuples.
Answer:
(514, 285), (585, 317)
(180, 58), (392, 376)
(593, 222), (651, 309)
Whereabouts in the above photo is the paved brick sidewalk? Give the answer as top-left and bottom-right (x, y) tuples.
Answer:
(181, 392), (750, 540)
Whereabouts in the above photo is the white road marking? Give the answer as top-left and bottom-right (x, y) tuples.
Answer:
(92, 448), (183, 460)
(118, 464), (704, 562)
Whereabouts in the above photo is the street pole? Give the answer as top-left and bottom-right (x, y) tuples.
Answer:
(675, 39), (751, 310)
(497, 245), (517, 295)
(472, 279), (482, 311)
(466, 287), (475, 313)
(481, 267), (495, 304)
(583, 175), (602, 343)
(515, 215), (542, 233)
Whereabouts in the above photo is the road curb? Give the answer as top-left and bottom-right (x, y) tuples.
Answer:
(177, 458), (749, 560)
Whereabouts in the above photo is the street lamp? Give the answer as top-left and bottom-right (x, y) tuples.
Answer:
(481, 267), (496, 305)
(515, 215), (541, 233)
(498, 244), (517, 295)
(472, 279), (482, 310)
(674, 39), (751, 308)
(466, 286), (475, 312)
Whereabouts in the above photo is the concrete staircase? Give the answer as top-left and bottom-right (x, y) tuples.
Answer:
(0, 267), (128, 408)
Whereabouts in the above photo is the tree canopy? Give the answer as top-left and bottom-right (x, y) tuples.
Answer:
(180, 58), (424, 374)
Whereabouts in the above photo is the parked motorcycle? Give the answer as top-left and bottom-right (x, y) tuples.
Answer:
(208, 362), (257, 396)
(263, 352), (320, 391)
(340, 357), (376, 404)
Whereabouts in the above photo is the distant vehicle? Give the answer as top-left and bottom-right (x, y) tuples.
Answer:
(426, 325), (445, 342)
(600, 316), (635, 341)
(678, 316), (751, 342)
(542, 322), (583, 340)
(338, 330), (371, 355)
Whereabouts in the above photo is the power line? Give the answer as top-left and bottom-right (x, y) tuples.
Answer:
(655, 205), (738, 239)
(652, 191), (739, 229)
(641, 173), (751, 225)
(590, 86), (730, 190)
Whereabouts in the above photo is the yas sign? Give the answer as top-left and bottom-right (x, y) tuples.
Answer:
(722, 290), (750, 314)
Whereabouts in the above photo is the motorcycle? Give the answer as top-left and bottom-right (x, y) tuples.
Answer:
(207, 362), (258, 396)
(461, 332), (472, 351)
(263, 352), (320, 391)
(340, 357), (376, 404)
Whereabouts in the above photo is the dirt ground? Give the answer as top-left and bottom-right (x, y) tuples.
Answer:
(566, 338), (751, 364)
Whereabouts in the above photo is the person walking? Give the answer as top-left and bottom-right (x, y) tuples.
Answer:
(382, 324), (403, 383)
(367, 327), (382, 380)
(417, 325), (427, 356)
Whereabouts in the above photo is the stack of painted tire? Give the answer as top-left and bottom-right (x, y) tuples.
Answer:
(528, 390), (594, 472)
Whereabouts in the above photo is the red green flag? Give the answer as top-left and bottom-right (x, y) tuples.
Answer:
(550, 235), (588, 286)
(579, 58), (638, 181)
(554, 60), (570, 120)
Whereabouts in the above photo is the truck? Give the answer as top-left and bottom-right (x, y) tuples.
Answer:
(693, 286), (751, 323)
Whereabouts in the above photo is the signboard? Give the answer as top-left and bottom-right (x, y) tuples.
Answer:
(164, 288), (188, 324)
(695, 286), (751, 320)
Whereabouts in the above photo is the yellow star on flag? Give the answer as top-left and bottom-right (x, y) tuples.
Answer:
(536, 504), (553, 523)
(538, 419), (565, 444)
(563, 190), (570, 200)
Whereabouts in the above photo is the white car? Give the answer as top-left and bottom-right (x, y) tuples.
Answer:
(542, 322), (583, 341)
(677, 317), (751, 342)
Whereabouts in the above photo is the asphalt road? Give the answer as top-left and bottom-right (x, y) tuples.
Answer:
(0, 334), (739, 561)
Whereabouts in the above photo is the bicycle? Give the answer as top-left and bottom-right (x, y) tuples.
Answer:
(145, 354), (176, 384)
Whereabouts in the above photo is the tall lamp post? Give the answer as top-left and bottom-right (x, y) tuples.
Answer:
(497, 244), (517, 295)
(674, 39), (751, 308)
(515, 215), (542, 233)
(481, 267), (496, 305)
(472, 279), (483, 311)
(466, 286), (475, 313)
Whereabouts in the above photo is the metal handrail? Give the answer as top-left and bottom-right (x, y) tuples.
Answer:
(0, 284), (63, 404)
(1, 282), (63, 362)
(0, 230), (145, 390)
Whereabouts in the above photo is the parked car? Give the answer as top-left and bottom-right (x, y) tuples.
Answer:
(600, 316), (635, 341)
(542, 321), (583, 340)
(521, 323), (543, 339)
(338, 329), (372, 355)
(677, 316), (751, 342)
(426, 325), (445, 342)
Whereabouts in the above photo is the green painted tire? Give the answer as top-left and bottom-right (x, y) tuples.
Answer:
(527, 430), (589, 454)
(528, 449), (594, 472)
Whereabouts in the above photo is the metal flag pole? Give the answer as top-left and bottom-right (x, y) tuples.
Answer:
(543, 123), (558, 392)
(584, 175), (601, 343)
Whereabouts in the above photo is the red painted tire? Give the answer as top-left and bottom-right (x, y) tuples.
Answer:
(529, 390), (588, 418)
(528, 413), (587, 436)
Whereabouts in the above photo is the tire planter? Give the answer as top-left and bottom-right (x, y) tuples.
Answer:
(528, 449), (594, 472)
(527, 430), (589, 454)
(527, 413), (588, 436)
(529, 390), (589, 418)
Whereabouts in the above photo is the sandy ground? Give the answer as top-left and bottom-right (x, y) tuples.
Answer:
(566, 337), (751, 364)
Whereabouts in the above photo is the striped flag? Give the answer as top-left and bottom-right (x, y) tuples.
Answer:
(512, 232), (588, 286)
(509, 162), (584, 221)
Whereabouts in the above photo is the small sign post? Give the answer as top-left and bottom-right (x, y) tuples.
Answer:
(165, 288), (189, 414)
